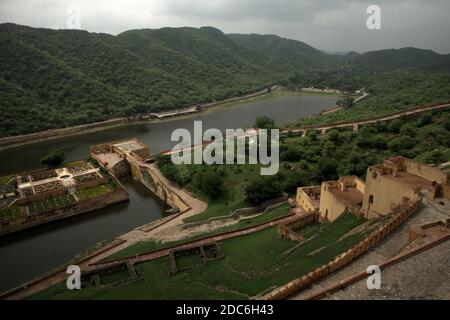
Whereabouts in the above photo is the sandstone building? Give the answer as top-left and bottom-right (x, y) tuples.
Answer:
(319, 176), (365, 222)
(296, 157), (450, 222)
(362, 157), (449, 218)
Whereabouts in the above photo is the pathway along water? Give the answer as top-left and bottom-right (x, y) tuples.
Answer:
(0, 93), (337, 293)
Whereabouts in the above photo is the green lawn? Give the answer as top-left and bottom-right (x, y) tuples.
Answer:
(0, 205), (24, 224)
(0, 175), (14, 186)
(103, 203), (292, 261)
(31, 213), (367, 300)
(28, 194), (76, 215)
(76, 185), (111, 202)
(64, 160), (88, 168)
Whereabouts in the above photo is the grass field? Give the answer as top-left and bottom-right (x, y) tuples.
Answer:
(0, 175), (14, 186)
(76, 185), (111, 202)
(28, 194), (76, 215)
(0, 205), (24, 224)
(104, 202), (292, 261)
(31, 213), (367, 300)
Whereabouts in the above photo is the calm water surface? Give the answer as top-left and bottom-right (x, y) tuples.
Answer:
(0, 93), (337, 292)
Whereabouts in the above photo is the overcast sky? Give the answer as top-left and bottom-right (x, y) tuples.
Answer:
(1, 0), (449, 54)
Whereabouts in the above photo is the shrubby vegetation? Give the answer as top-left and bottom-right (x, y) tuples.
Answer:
(292, 70), (450, 127)
(1, 24), (449, 137)
(158, 110), (450, 222)
(40, 149), (65, 168)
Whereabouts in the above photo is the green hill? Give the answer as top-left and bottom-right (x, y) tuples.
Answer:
(0, 23), (449, 137)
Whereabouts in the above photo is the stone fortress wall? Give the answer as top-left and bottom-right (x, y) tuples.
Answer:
(274, 156), (450, 300)
(319, 176), (365, 222)
(296, 186), (321, 214)
(260, 197), (423, 300)
(297, 157), (450, 223)
(362, 157), (449, 218)
(90, 139), (190, 214)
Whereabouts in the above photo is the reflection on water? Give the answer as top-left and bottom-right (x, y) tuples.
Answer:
(0, 93), (336, 292)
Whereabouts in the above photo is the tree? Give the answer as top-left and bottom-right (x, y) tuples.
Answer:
(40, 149), (65, 167)
(318, 159), (338, 181)
(424, 150), (445, 165)
(399, 124), (416, 137)
(337, 97), (354, 108)
(280, 143), (303, 162)
(388, 136), (416, 153)
(388, 119), (405, 133)
(442, 115), (450, 131)
(245, 176), (282, 205)
(416, 113), (433, 127)
(193, 169), (224, 199)
(328, 129), (340, 144)
(255, 116), (276, 129)
(307, 130), (319, 141)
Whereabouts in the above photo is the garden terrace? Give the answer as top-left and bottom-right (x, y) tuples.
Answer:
(73, 172), (102, 184)
(30, 170), (57, 182)
(17, 176), (30, 184)
(31, 213), (368, 300)
(0, 158), (128, 236)
(27, 193), (77, 216)
(20, 187), (33, 197)
(33, 180), (65, 194)
(66, 161), (94, 174)
(0, 197), (16, 210)
(0, 175), (15, 186)
(75, 185), (112, 202)
(0, 205), (24, 226)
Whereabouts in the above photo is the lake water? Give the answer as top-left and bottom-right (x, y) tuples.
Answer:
(0, 93), (337, 293)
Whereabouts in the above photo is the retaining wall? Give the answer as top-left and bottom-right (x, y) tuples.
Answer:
(0, 188), (129, 237)
(135, 164), (190, 213)
(257, 198), (422, 300)
(277, 212), (319, 242)
(182, 197), (288, 228)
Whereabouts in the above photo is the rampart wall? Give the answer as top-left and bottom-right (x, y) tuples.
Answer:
(258, 198), (422, 300)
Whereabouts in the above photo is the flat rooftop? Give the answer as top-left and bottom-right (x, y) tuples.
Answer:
(113, 140), (147, 153)
(329, 187), (364, 207)
(94, 152), (123, 168)
(384, 171), (434, 190)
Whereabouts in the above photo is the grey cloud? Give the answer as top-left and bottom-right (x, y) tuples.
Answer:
(0, 0), (449, 53)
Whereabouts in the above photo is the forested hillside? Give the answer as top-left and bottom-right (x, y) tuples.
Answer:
(1, 23), (449, 137)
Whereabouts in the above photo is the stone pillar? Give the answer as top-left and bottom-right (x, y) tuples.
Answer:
(352, 124), (359, 133)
